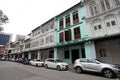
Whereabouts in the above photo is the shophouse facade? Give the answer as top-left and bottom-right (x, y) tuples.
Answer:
(30, 18), (55, 61)
(54, 2), (96, 64)
(22, 34), (31, 59)
(84, 0), (120, 65)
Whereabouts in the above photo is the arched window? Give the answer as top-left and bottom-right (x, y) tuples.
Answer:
(89, 1), (99, 16)
(114, 0), (120, 6)
(100, 0), (111, 11)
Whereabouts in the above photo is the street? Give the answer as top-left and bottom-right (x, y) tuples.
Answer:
(0, 61), (119, 80)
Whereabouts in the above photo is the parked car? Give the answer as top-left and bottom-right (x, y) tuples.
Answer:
(1, 57), (5, 61)
(44, 58), (68, 71)
(29, 59), (44, 67)
(23, 58), (30, 65)
(18, 58), (23, 63)
(73, 58), (120, 78)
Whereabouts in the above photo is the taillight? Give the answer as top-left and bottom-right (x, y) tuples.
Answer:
(73, 61), (76, 64)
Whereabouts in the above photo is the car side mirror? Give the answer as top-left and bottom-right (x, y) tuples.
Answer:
(54, 61), (57, 63)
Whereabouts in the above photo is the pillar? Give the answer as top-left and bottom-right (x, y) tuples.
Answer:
(84, 41), (96, 59)
(28, 52), (31, 60)
(37, 50), (41, 59)
(54, 48), (58, 59)
(22, 53), (24, 58)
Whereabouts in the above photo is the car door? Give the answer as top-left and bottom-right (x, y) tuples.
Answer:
(47, 60), (54, 68)
(50, 60), (57, 68)
(79, 59), (90, 70)
(87, 59), (101, 72)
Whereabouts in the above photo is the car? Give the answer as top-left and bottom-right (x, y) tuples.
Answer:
(18, 58), (24, 63)
(1, 57), (5, 61)
(73, 58), (120, 78)
(23, 58), (30, 65)
(29, 59), (44, 67)
(44, 58), (68, 71)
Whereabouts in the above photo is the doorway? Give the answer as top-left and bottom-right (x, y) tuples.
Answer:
(71, 49), (79, 63)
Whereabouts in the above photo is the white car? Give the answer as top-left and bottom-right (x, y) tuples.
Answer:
(30, 59), (44, 67)
(44, 58), (68, 71)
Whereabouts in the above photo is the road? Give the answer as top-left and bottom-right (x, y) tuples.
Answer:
(0, 61), (119, 80)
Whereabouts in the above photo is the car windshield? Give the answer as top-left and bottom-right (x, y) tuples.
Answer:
(56, 59), (63, 62)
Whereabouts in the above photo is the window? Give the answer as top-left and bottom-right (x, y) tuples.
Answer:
(114, 0), (120, 6)
(98, 25), (102, 29)
(106, 22), (110, 27)
(73, 11), (79, 24)
(99, 48), (107, 57)
(59, 18), (64, 30)
(100, 0), (110, 11)
(40, 39), (44, 45)
(38, 31), (40, 34)
(41, 26), (45, 33)
(46, 36), (49, 43)
(59, 32), (64, 42)
(74, 27), (81, 39)
(106, 20), (116, 27)
(81, 48), (86, 58)
(89, 1), (99, 16)
(90, 6), (94, 16)
(94, 26), (97, 30)
(49, 50), (54, 58)
(94, 24), (102, 30)
(50, 35), (54, 42)
(64, 50), (70, 59)
(65, 29), (71, 41)
(111, 21), (116, 26)
(65, 15), (71, 27)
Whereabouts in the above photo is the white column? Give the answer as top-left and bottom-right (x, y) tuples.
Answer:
(28, 52), (31, 59)
(37, 50), (41, 59)
(84, 41), (96, 59)
(54, 48), (58, 59)
(22, 53), (24, 58)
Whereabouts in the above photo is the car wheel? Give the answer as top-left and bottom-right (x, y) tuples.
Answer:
(102, 69), (115, 78)
(56, 66), (61, 71)
(45, 64), (48, 69)
(36, 64), (38, 67)
(75, 67), (82, 74)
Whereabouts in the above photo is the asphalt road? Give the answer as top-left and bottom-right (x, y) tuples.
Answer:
(0, 61), (119, 80)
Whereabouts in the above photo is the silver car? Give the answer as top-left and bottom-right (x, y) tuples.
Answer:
(73, 58), (120, 78)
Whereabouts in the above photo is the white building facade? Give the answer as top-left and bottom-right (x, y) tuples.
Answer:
(30, 18), (55, 61)
(84, 0), (120, 65)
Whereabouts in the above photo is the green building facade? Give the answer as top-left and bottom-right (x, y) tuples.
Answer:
(54, 2), (96, 64)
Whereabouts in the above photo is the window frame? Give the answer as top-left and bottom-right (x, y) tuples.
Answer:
(73, 11), (79, 24)
(65, 15), (71, 27)
(74, 27), (81, 39)
(59, 32), (64, 42)
(59, 18), (64, 30)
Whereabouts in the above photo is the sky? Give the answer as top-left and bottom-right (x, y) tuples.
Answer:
(0, 0), (80, 41)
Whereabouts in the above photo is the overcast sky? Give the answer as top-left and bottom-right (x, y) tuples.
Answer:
(0, 0), (80, 41)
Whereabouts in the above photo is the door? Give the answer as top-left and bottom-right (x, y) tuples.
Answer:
(110, 47), (120, 64)
(71, 49), (79, 63)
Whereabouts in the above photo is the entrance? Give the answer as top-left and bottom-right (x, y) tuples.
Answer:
(71, 49), (79, 63)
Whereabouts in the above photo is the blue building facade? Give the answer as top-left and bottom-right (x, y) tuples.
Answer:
(0, 32), (11, 46)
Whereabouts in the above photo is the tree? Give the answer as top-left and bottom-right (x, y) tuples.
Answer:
(0, 10), (9, 25)
(0, 10), (9, 31)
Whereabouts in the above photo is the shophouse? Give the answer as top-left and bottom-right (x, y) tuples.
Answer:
(22, 34), (31, 59)
(30, 18), (55, 61)
(54, 1), (96, 64)
(84, 0), (120, 65)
